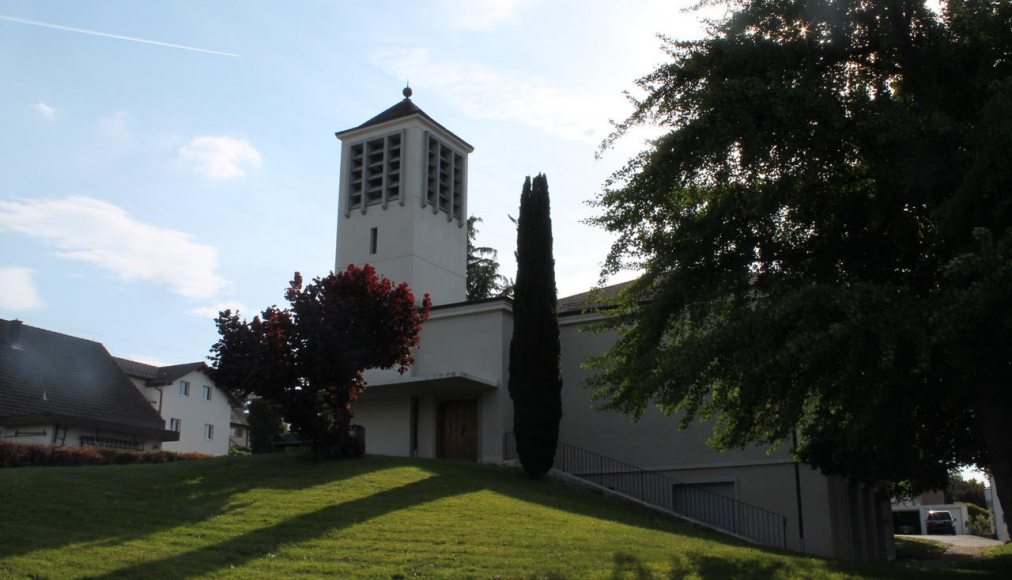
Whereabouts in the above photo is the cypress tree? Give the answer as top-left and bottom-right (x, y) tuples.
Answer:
(508, 173), (562, 478)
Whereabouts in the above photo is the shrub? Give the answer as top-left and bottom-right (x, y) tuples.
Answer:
(247, 398), (284, 454)
(970, 513), (995, 538)
(961, 501), (990, 520)
(0, 440), (209, 468)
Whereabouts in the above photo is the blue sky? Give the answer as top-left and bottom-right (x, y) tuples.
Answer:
(1, 0), (720, 365)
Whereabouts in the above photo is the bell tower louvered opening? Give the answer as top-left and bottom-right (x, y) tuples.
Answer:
(424, 134), (464, 222)
(346, 131), (403, 214)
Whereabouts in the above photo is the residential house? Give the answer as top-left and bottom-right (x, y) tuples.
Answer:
(229, 406), (249, 451)
(114, 358), (233, 456)
(332, 91), (894, 560)
(0, 319), (177, 450)
(891, 492), (969, 535)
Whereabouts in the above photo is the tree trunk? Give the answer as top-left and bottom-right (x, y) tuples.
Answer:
(977, 397), (1012, 540)
(333, 405), (364, 458)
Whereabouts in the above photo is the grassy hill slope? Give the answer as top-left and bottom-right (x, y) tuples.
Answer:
(0, 453), (1007, 578)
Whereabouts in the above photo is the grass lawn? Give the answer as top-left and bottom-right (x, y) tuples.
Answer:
(894, 537), (949, 560)
(1, 453), (1009, 578)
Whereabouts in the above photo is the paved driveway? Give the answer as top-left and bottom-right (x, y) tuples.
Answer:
(897, 534), (1005, 548)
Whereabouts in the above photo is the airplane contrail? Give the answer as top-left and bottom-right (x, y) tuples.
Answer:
(0, 14), (241, 58)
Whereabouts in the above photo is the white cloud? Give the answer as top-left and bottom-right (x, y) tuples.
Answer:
(442, 0), (530, 30)
(0, 196), (228, 299)
(99, 110), (130, 140)
(178, 136), (261, 180)
(0, 267), (45, 310)
(188, 301), (248, 319)
(371, 2), (723, 144)
(372, 48), (620, 142)
(30, 102), (56, 120)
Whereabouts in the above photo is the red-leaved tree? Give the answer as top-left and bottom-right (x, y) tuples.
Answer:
(209, 265), (431, 458)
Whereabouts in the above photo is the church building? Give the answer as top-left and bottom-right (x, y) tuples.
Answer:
(335, 88), (895, 561)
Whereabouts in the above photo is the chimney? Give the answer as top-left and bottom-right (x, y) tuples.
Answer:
(6, 319), (23, 349)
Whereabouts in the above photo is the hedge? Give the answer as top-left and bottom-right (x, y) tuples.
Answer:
(0, 440), (208, 468)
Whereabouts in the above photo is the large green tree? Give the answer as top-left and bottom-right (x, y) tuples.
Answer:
(246, 398), (285, 454)
(587, 0), (1012, 535)
(466, 216), (512, 300)
(509, 174), (563, 478)
(210, 265), (431, 459)
(947, 472), (987, 508)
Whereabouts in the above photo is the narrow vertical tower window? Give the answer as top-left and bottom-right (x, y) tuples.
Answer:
(369, 227), (378, 254)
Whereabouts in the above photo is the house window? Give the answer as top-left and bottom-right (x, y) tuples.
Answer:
(169, 418), (181, 432)
(179, 381), (190, 397)
(80, 436), (143, 450)
(347, 131), (402, 213)
(13, 429), (46, 438)
(204, 424), (214, 440)
(230, 426), (240, 437)
(424, 133), (464, 222)
(202, 385), (212, 401)
(369, 227), (378, 254)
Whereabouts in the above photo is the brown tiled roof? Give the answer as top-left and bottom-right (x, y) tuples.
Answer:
(112, 357), (159, 380)
(114, 357), (208, 386)
(150, 362), (207, 386)
(557, 280), (637, 315)
(0, 319), (174, 439)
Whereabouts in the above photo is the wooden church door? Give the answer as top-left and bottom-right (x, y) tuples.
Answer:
(437, 399), (478, 461)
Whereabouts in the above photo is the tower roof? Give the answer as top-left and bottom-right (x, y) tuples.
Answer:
(335, 91), (473, 151)
(357, 97), (425, 129)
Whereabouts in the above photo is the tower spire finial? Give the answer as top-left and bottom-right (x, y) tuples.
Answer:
(403, 80), (412, 99)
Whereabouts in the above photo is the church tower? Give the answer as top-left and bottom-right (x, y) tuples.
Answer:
(335, 87), (472, 305)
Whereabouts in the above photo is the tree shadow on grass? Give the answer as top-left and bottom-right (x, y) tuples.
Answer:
(480, 464), (753, 549)
(8, 455), (985, 579)
(0, 453), (408, 561)
(486, 468), (973, 579)
(668, 552), (792, 579)
(89, 473), (475, 579)
(2, 453), (751, 572)
(609, 551), (795, 580)
(603, 548), (1012, 580)
(610, 551), (656, 579)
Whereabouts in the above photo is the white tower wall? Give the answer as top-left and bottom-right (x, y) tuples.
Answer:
(335, 102), (471, 305)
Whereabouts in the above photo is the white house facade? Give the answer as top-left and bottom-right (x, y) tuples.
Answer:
(336, 90), (894, 561)
(115, 359), (233, 456)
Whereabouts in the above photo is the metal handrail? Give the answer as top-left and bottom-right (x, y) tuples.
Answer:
(503, 432), (788, 550)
